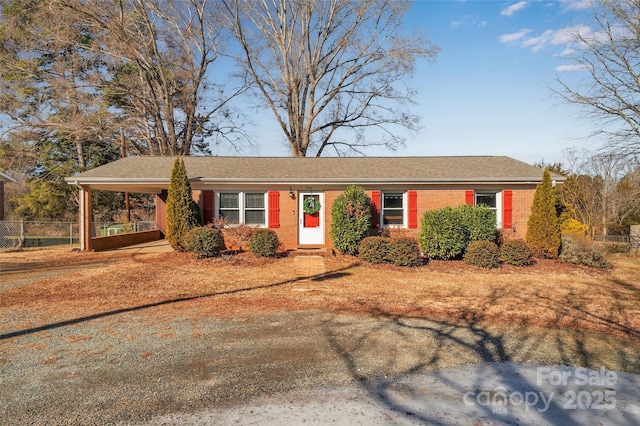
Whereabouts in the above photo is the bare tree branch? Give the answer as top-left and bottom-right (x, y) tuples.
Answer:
(220, 0), (438, 157)
(552, 0), (640, 161)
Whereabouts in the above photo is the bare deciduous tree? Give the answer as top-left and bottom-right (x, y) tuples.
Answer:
(561, 149), (640, 237)
(553, 0), (640, 160)
(65, 0), (249, 156)
(220, 0), (438, 157)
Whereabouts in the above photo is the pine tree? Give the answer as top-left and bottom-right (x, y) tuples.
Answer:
(526, 169), (561, 258)
(166, 158), (198, 250)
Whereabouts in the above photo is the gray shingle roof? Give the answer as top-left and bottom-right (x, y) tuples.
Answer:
(66, 156), (559, 186)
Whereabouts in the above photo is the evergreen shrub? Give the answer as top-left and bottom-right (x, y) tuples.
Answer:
(457, 204), (497, 243)
(359, 236), (392, 264)
(526, 170), (561, 258)
(501, 239), (535, 266)
(559, 237), (611, 269)
(330, 185), (372, 255)
(418, 207), (467, 259)
(389, 238), (423, 267)
(464, 240), (501, 269)
(184, 226), (223, 259)
(166, 158), (199, 250)
(249, 229), (280, 257)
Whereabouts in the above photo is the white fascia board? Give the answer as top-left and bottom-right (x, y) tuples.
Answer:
(0, 171), (17, 183)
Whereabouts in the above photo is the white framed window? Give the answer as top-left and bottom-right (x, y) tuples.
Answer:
(382, 192), (406, 226)
(218, 192), (267, 226)
(474, 191), (502, 228)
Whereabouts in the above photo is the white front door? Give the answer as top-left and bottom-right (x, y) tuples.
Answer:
(298, 192), (324, 245)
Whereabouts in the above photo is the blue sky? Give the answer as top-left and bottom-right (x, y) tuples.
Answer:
(247, 0), (603, 165)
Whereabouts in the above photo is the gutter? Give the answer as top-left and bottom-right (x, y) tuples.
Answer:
(65, 176), (562, 187)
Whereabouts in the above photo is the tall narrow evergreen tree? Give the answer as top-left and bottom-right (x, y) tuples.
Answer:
(166, 158), (198, 250)
(526, 169), (561, 258)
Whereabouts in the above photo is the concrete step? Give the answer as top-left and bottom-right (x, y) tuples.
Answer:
(293, 255), (326, 280)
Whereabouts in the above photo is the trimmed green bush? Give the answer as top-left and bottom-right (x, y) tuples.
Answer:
(389, 238), (422, 267)
(419, 207), (467, 259)
(166, 158), (199, 251)
(359, 236), (392, 264)
(330, 185), (372, 255)
(457, 204), (497, 243)
(501, 239), (535, 266)
(249, 229), (280, 257)
(526, 170), (561, 258)
(559, 237), (612, 269)
(184, 226), (223, 259)
(464, 240), (500, 269)
(359, 236), (423, 267)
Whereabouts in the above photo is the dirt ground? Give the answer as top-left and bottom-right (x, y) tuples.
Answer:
(1, 244), (639, 424)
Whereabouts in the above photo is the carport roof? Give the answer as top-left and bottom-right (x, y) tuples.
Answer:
(0, 171), (17, 183)
(65, 156), (563, 192)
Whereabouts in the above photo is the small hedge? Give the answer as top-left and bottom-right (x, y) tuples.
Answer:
(184, 226), (224, 258)
(249, 229), (280, 257)
(359, 236), (422, 267)
(501, 239), (535, 266)
(359, 237), (392, 264)
(559, 237), (612, 269)
(464, 240), (500, 269)
(389, 238), (423, 267)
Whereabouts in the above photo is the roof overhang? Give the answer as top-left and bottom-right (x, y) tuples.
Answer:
(0, 171), (17, 183)
(65, 175), (561, 192)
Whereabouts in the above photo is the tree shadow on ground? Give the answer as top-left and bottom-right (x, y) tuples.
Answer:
(321, 282), (640, 425)
(0, 263), (359, 341)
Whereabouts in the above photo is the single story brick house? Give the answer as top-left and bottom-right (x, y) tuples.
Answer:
(66, 156), (561, 251)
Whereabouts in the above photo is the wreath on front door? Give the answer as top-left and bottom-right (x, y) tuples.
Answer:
(303, 196), (321, 215)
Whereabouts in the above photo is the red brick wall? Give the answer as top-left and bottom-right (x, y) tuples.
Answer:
(180, 186), (536, 251)
(510, 187), (535, 239)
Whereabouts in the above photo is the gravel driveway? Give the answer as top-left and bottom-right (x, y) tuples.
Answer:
(1, 246), (639, 424)
(2, 307), (639, 425)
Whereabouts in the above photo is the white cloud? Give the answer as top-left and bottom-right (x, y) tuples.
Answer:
(451, 15), (489, 29)
(499, 29), (533, 44)
(521, 29), (554, 52)
(501, 1), (528, 16)
(560, 0), (593, 11)
(557, 47), (575, 56)
(513, 25), (597, 53)
(555, 64), (589, 72)
(552, 25), (593, 45)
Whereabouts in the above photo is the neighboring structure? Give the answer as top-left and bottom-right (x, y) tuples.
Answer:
(0, 171), (17, 221)
(66, 156), (563, 251)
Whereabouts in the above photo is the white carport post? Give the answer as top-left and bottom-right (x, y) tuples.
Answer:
(78, 185), (93, 251)
(79, 185), (86, 251)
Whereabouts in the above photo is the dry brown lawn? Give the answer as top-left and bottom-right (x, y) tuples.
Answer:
(1, 246), (639, 340)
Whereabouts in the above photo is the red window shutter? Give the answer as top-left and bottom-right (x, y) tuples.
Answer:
(371, 191), (381, 228)
(268, 191), (280, 228)
(408, 190), (418, 229)
(202, 190), (214, 224)
(465, 190), (475, 205)
(503, 190), (513, 229)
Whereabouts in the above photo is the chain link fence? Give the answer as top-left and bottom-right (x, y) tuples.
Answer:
(0, 221), (24, 249)
(0, 221), (157, 249)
